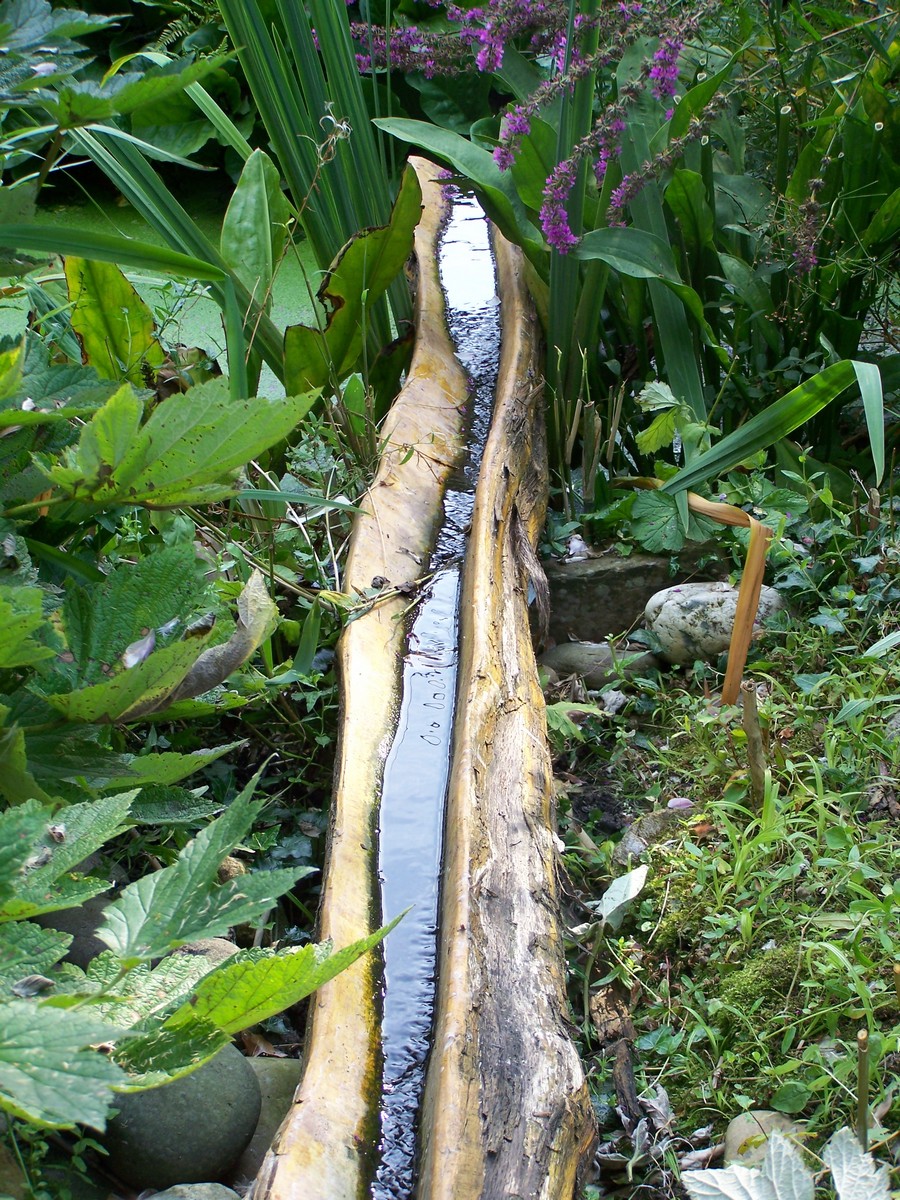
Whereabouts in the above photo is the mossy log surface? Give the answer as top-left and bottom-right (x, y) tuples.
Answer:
(252, 156), (468, 1200)
(415, 232), (596, 1200)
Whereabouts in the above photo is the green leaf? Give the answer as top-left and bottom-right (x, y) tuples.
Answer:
(111, 378), (319, 507)
(0, 587), (53, 669)
(665, 170), (715, 252)
(112, 1020), (231, 1090)
(220, 148), (290, 312)
(0, 721), (52, 805)
(284, 164), (422, 392)
(167, 914), (404, 1035)
(0, 803), (47, 908)
(97, 771), (309, 964)
(770, 1081), (812, 1114)
(374, 117), (546, 272)
(852, 360), (884, 484)
(577, 226), (681, 280)
(0, 1001), (124, 1131)
(636, 408), (681, 455)
(45, 638), (211, 724)
(39, 382), (144, 497)
(0, 225), (226, 280)
(129, 786), (223, 826)
(64, 257), (165, 386)
(87, 951), (214, 1028)
(99, 742), (246, 790)
(0, 922), (71, 994)
(661, 362), (858, 495)
(861, 185), (900, 250)
(630, 489), (717, 552)
(0, 335), (24, 403)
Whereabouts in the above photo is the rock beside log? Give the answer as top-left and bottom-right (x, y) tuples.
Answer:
(645, 581), (783, 665)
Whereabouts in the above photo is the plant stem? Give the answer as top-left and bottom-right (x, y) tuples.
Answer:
(857, 1027), (870, 1152)
(740, 679), (766, 807)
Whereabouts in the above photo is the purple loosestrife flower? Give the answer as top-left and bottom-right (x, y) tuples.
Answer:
(649, 36), (682, 100)
(541, 159), (580, 254)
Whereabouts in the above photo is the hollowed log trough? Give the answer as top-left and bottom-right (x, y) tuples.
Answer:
(253, 158), (597, 1200)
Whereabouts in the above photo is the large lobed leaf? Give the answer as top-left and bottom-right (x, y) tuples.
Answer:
(38, 377), (318, 508)
(97, 771), (310, 964)
(0, 1001), (125, 1131)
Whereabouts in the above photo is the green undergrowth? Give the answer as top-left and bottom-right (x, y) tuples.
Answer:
(556, 487), (900, 1195)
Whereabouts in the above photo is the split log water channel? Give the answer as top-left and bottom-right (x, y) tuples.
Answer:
(253, 158), (596, 1200)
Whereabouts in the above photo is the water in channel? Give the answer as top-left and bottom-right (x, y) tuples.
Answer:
(371, 193), (500, 1199)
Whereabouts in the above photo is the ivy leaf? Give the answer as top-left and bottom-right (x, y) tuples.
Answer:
(0, 1001), (124, 1131)
(97, 771), (309, 965)
(167, 914), (404, 1035)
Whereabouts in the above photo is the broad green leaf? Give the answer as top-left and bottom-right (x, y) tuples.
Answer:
(0, 803), (47, 908)
(61, 544), (208, 686)
(40, 382), (144, 497)
(42, 55), (231, 127)
(45, 637), (211, 725)
(0, 225), (226, 280)
(64, 257), (165, 386)
(221, 149), (290, 312)
(8, 793), (136, 908)
(669, 61), (737, 141)
(0, 587), (53, 669)
(112, 1020), (231, 1090)
(0, 1001), (124, 1131)
(861, 186), (900, 250)
(0, 335), (24, 402)
(823, 1127), (891, 1200)
(97, 772), (308, 963)
(112, 378), (319, 507)
(99, 741), (246, 790)
(129, 786), (223, 826)
(167, 914), (404, 1035)
(284, 164), (422, 392)
(508, 117), (558, 213)
(636, 408), (680, 455)
(852, 360), (884, 484)
(0, 877), (113, 924)
(577, 226), (681, 280)
(0, 721), (52, 805)
(630, 489), (717, 552)
(126, 570), (277, 720)
(661, 362), (858, 495)
(87, 951), (213, 1028)
(374, 117), (546, 272)
(665, 170), (715, 252)
(0, 922), (71, 994)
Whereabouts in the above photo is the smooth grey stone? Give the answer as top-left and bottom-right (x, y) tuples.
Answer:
(152, 1186), (241, 1199)
(644, 581), (783, 665)
(174, 937), (240, 967)
(539, 640), (660, 689)
(229, 1056), (303, 1186)
(723, 1110), (804, 1166)
(102, 1044), (261, 1190)
(544, 547), (726, 644)
(612, 809), (690, 867)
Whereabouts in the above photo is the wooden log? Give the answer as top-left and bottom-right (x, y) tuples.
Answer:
(251, 156), (469, 1200)
(416, 231), (598, 1200)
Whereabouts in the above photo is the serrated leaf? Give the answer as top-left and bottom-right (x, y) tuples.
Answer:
(45, 637), (210, 724)
(112, 1019), (231, 1090)
(636, 408), (681, 455)
(99, 741), (246, 790)
(0, 1000), (124, 1130)
(823, 1127), (891, 1200)
(0, 922), (71, 993)
(129, 785), (223, 825)
(87, 951), (213, 1027)
(62, 545), (208, 686)
(168, 913), (404, 1035)
(127, 570), (278, 719)
(1, 875), (112, 924)
(40, 382), (143, 497)
(0, 802), (46, 905)
(97, 771), (306, 963)
(0, 587), (54, 669)
(64, 257), (165, 386)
